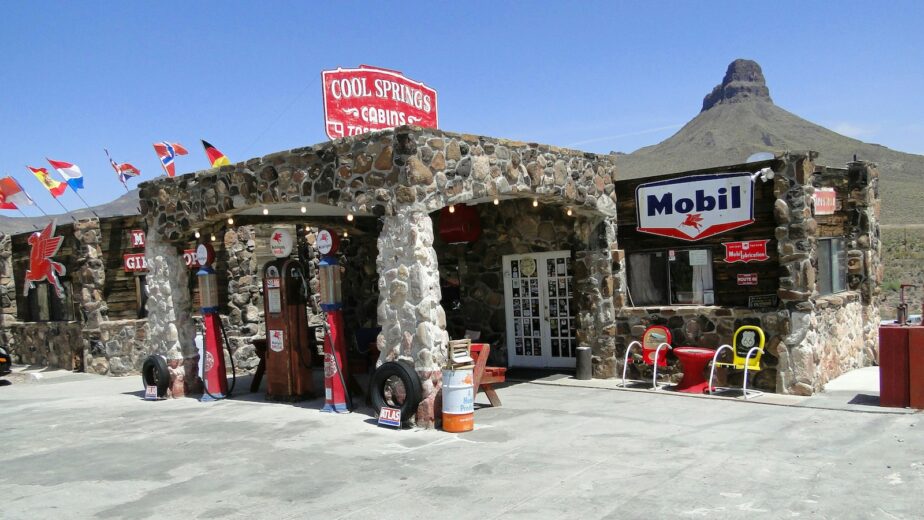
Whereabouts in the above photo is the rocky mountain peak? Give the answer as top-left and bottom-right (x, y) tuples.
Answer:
(701, 59), (773, 112)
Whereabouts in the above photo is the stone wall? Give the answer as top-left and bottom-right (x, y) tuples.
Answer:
(0, 232), (14, 350)
(7, 321), (84, 369)
(85, 320), (149, 375)
(72, 219), (107, 328)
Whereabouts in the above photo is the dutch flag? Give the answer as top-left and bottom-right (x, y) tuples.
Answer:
(46, 158), (84, 190)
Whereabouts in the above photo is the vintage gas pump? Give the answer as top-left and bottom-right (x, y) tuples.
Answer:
(318, 229), (351, 413)
(262, 228), (314, 401)
(197, 243), (229, 401)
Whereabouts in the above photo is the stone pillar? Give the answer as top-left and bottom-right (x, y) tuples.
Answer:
(72, 219), (107, 328)
(573, 217), (617, 378)
(144, 229), (199, 392)
(847, 161), (881, 364)
(0, 232), (15, 350)
(772, 155), (818, 395)
(376, 212), (448, 428)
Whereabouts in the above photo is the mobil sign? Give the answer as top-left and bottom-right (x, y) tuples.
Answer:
(322, 65), (438, 139)
(636, 172), (755, 241)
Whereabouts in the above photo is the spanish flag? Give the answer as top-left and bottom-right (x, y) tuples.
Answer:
(28, 166), (68, 197)
(201, 140), (231, 168)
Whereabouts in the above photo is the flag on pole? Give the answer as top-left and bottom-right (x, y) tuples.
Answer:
(201, 140), (231, 168)
(0, 190), (15, 209)
(46, 158), (85, 190)
(104, 149), (141, 186)
(28, 166), (68, 197)
(0, 176), (35, 207)
(152, 142), (189, 177)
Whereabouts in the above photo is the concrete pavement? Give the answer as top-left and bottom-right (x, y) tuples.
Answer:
(1, 367), (922, 519)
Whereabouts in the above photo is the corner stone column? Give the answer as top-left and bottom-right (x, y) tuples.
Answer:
(0, 232), (15, 349)
(376, 212), (448, 428)
(574, 217), (617, 378)
(72, 219), (107, 328)
(144, 229), (198, 392)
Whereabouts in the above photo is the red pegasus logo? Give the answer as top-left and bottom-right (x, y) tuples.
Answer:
(25, 220), (66, 297)
(680, 213), (704, 231)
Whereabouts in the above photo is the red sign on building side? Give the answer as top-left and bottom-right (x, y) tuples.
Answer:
(737, 273), (759, 286)
(723, 239), (770, 263)
(322, 65), (438, 140)
(130, 229), (146, 248)
(123, 253), (148, 272)
(813, 188), (837, 216)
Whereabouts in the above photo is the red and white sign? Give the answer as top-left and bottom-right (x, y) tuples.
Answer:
(130, 229), (146, 248)
(813, 187), (837, 215)
(183, 249), (199, 268)
(378, 406), (401, 428)
(723, 239), (770, 263)
(270, 229), (294, 258)
(196, 243), (215, 266)
(123, 252), (148, 272)
(636, 173), (754, 241)
(24, 220), (66, 298)
(737, 273), (759, 286)
(317, 229), (339, 255)
(322, 65), (438, 139)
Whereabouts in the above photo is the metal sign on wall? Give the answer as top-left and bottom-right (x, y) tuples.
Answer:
(813, 187), (837, 215)
(636, 173), (755, 241)
(123, 252), (148, 272)
(723, 239), (770, 263)
(321, 65), (438, 139)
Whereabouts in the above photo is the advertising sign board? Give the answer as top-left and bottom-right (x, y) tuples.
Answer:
(813, 187), (837, 215)
(322, 65), (438, 139)
(636, 173), (754, 241)
(123, 252), (148, 272)
(737, 273), (759, 286)
(723, 239), (770, 263)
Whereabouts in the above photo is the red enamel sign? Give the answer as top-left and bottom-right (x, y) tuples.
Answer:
(636, 173), (755, 241)
(737, 273), (758, 286)
(813, 188), (837, 215)
(723, 239), (770, 263)
(322, 65), (438, 139)
(129, 229), (145, 248)
(183, 249), (200, 268)
(24, 220), (66, 297)
(123, 252), (148, 272)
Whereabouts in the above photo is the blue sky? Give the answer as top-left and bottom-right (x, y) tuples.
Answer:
(1, 0), (922, 215)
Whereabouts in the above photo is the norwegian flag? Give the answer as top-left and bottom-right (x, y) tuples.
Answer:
(104, 148), (141, 186)
(152, 142), (189, 177)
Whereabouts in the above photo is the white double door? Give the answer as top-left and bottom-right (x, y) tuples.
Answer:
(503, 251), (576, 369)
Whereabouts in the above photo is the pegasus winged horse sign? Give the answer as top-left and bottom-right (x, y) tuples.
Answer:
(24, 220), (67, 297)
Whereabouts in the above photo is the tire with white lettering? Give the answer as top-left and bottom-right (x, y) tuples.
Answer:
(142, 355), (170, 398)
(369, 361), (422, 425)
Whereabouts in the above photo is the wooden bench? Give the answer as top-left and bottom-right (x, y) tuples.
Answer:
(471, 343), (506, 407)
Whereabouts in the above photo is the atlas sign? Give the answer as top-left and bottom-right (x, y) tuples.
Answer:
(636, 173), (754, 241)
(322, 65), (438, 139)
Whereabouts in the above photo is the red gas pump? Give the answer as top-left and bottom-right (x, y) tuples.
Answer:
(262, 228), (314, 401)
(197, 243), (229, 401)
(318, 229), (351, 413)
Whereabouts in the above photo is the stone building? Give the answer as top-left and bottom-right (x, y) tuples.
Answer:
(0, 126), (881, 426)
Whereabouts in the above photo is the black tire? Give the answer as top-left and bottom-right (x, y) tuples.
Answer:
(369, 361), (422, 424)
(142, 355), (170, 398)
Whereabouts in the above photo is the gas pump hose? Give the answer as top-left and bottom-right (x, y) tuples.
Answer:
(201, 318), (238, 401)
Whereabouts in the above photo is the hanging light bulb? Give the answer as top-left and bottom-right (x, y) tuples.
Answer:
(300, 206), (307, 214)
(493, 198), (499, 206)
(343, 231), (349, 238)
(210, 234), (217, 242)
(532, 199), (539, 208)
(262, 208), (269, 215)
(304, 226), (311, 233)
(194, 230), (201, 239)
(566, 207), (573, 217)
(227, 216), (234, 225)
(448, 205), (456, 214)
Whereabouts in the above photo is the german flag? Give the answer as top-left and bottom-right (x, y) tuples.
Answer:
(201, 140), (231, 168)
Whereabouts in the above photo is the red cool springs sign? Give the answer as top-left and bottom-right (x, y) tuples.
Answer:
(322, 65), (438, 139)
(636, 173), (755, 241)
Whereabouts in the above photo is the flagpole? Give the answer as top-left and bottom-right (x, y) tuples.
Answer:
(15, 209), (40, 231)
(23, 168), (76, 222)
(47, 158), (99, 218)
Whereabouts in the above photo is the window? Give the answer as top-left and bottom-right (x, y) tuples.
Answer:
(818, 238), (846, 295)
(25, 281), (74, 322)
(628, 249), (714, 306)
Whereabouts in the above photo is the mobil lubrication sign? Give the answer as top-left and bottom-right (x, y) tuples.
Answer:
(635, 172), (755, 241)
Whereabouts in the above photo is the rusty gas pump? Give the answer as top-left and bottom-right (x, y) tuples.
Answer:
(262, 228), (314, 401)
(317, 229), (351, 413)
